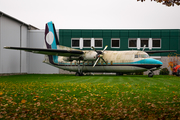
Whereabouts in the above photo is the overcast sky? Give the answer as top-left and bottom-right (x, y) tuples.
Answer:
(0, 0), (180, 29)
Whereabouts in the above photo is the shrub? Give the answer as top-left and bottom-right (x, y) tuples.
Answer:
(159, 68), (169, 75)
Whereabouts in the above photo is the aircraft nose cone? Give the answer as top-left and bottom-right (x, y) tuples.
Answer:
(144, 58), (163, 65)
(158, 60), (163, 65)
(151, 58), (163, 66)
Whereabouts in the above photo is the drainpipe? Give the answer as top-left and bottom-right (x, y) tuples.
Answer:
(20, 24), (24, 73)
(0, 13), (3, 73)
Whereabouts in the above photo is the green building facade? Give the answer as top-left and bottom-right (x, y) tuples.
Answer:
(59, 29), (180, 56)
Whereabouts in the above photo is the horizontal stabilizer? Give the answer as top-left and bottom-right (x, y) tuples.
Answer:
(4, 46), (84, 57)
(145, 50), (177, 54)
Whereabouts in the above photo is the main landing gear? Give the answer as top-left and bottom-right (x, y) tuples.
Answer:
(116, 72), (123, 76)
(75, 60), (84, 76)
(75, 72), (84, 76)
(148, 71), (154, 77)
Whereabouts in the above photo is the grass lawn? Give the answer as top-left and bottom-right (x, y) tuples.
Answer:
(0, 74), (180, 119)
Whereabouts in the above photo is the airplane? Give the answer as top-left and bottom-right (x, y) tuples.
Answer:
(4, 21), (177, 77)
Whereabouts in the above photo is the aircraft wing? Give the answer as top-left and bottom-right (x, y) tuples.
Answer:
(4, 46), (84, 57)
(145, 50), (177, 54)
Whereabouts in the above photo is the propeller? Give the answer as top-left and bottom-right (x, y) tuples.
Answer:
(142, 45), (146, 51)
(92, 45), (108, 67)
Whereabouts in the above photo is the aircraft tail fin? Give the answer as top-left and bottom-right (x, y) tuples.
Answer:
(45, 21), (59, 49)
(45, 21), (59, 64)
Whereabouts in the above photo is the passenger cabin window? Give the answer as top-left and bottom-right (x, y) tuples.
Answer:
(111, 38), (120, 48)
(135, 54), (149, 58)
(135, 54), (138, 58)
(129, 39), (137, 48)
(83, 38), (91, 48)
(141, 38), (149, 47)
(95, 38), (103, 48)
(71, 38), (80, 48)
(152, 38), (161, 48)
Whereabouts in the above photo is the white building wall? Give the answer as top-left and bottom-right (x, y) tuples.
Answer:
(0, 15), (2, 73)
(20, 25), (28, 73)
(0, 16), (24, 73)
(27, 30), (59, 74)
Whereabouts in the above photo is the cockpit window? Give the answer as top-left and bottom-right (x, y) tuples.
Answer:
(140, 54), (149, 58)
(135, 54), (138, 58)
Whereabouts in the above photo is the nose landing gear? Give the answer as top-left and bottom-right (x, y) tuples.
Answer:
(148, 71), (154, 77)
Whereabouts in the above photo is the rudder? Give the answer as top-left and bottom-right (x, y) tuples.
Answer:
(45, 21), (59, 49)
(45, 21), (59, 64)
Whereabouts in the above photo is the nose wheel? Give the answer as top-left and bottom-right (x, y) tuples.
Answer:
(148, 71), (154, 77)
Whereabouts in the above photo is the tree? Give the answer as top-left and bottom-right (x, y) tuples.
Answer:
(137, 0), (180, 7)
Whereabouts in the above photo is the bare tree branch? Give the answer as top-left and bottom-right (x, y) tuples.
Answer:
(137, 0), (180, 7)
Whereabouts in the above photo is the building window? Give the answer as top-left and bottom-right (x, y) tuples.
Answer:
(71, 38), (79, 48)
(83, 38), (91, 48)
(129, 38), (137, 48)
(95, 38), (103, 48)
(141, 38), (149, 47)
(152, 38), (161, 48)
(111, 38), (120, 48)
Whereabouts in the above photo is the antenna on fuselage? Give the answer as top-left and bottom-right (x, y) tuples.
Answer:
(142, 45), (146, 51)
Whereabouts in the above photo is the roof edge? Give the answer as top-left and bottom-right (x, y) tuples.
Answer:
(0, 11), (39, 30)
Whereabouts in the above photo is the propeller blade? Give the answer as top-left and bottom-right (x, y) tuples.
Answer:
(142, 45), (146, 51)
(91, 46), (98, 53)
(93, 58), (100, 67)
(102, 45), (108, 53)
(101, 58), (106, 64)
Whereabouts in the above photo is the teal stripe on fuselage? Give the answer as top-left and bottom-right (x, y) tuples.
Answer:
(57, 58), (163, 66)
(131, 58), (163, 65)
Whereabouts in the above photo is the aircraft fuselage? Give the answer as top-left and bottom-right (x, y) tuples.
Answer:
(44, 50), (162, 73)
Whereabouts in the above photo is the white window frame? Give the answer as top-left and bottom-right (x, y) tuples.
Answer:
(152, 38), (161, 48)
(128, 38), (137, 48)
(83, 38), (91, 48)
(111, 38), (120, 48)
(94, 38), (103, 48)
(91, 38), (95, 49)
(140, 38), (149, 48)
(71, 38), (80, 48)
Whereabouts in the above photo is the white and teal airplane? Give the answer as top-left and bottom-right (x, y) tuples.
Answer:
(4, 22), (176, 77)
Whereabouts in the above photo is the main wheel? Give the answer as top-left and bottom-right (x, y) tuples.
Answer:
(148, 72), (154, 77)
(116, 72), (123, 76)
(75, 72), (84, 76)
(75, 72), (80, 76)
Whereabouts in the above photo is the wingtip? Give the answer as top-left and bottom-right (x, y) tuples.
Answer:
(4, 46), (10, 49)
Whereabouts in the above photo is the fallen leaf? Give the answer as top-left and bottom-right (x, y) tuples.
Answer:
(147, 103), (151, 105)
(21, 99), (26, 103)
(151, 104), (156, 108)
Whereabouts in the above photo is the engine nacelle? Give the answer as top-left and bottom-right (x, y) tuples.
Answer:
(83, 51), (97, 61)
(62, 51), (97, 62)
(63, 57), (73, 62)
